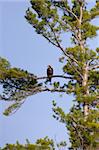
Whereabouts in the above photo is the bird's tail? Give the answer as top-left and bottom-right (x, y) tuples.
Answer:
(48, 77), (51, 82)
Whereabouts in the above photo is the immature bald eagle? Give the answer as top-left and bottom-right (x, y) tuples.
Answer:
(47, 65), (53, 82)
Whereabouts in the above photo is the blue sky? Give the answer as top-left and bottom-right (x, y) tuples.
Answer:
(0, 0), (99, 149)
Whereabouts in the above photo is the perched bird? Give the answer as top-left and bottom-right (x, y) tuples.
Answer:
(47, 65), (53, 83)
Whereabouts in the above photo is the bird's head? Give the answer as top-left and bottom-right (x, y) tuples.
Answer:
(48, 65), (52, 68)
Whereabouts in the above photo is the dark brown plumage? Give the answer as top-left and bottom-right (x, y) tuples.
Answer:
(47, 65), (53, 82)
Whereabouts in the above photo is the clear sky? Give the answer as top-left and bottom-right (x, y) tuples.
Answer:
(0, 0), (98, 149)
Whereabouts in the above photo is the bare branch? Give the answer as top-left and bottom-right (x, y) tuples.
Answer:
(47, 23), (79, 65)
(36, 75), (73, 80)
(43, 34), (59, 48)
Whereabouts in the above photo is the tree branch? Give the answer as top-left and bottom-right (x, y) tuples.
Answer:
(0, 95), (11, 101)
(30, 87), (67, 93)
(66, 8), (79, 22)
(68, 59), (84, 79)
(79, 4), (83, 24)
(47, 23), (79, 65)
(71, 121), (84, 148)
(89, 65), (99, 70)
(43, 34), (59, 48)
(87, 57), (98, 66)
(52, 1), (79, 22)
(36, 75), (73, 80)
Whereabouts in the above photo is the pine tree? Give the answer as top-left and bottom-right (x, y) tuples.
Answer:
(25, 1), (99, 149)
(1, 137), (55, 150)
(0, 0), (99, 149)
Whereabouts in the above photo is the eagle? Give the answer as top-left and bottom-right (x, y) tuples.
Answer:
(47, 65), (53, 83)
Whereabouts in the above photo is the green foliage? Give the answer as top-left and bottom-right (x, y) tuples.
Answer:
(25, 0), (99, 45)
(1, 137), (55, 150)
(57, 141), (67, 149)
(0, 57), (10, 79)
(52, 103), (99, 150)
(53, 82), (60, 88)
(0, 57), (42, 115)
(25, 0), (62, 45)
(23, 1), (98, 149)
(36, 136), (55, 150)
(0, 57), (10, 69)
(1, 137), (68, 150)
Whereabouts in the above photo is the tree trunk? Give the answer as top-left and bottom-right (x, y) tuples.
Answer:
(82, 64), (89, 118)
(83, 103), (89, 116)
